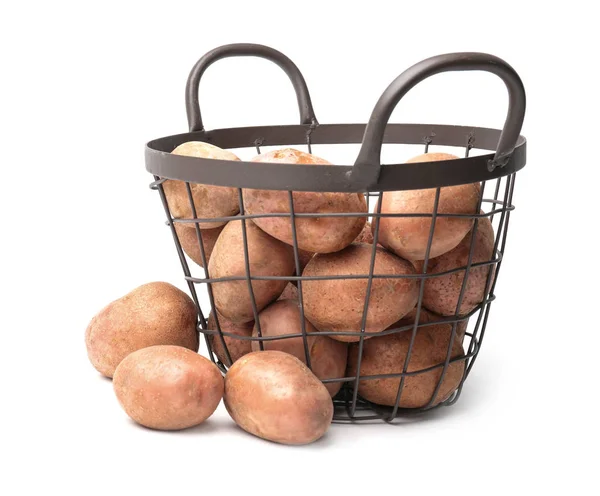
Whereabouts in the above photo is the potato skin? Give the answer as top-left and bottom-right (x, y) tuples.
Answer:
(251, 300), (348, 396)
(224, 351), (333, 445)
(113, 345), (223, 430)
(302, 244), (419, 341)
(243, 148), (367, 253)
(85, 282), (198, 378)
(163, 142), (240, 229)
(208, 220), (295, 323)
(347, 326), (465, 408)
(355, 221), (374, 244)
(415, 216), (495, 316)
(377, 153), (481, 261)
(175, 223), (224, 268)
(396, 306), (469, 344)
(278, 282), (298, 300)
(207, 312), (253, 366)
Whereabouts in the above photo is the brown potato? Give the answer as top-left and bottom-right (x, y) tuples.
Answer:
(251, 300), (348, 396)
(415, 216), (495, 316)
(395, 306), (469, 344)
(278, 282), (298, 300)
(297, 248), (315, 271)
(347, 325), (465, 408)
(354, 220), (374, 244)
(208, 220), (295, 323)
(175, 223), (224, 268)
(85, 282), (198, 378)
(243, 148), (367, 253)
(164, 142), (240, 229)
(113, 345), (223, 430)
(207, 312), (253, 366)
(224, 351), (333, 445)
(376, 153), (481, 261)
(302, 244), (419, 341)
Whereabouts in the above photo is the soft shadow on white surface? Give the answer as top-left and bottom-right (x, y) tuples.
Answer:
(126, 416), (239, 436)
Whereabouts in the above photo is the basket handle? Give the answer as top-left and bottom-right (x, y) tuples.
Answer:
(351, 52), (526, 188)
(186, 43), (318, 132)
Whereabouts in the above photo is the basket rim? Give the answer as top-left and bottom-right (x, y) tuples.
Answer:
(145, 122), (526, 192)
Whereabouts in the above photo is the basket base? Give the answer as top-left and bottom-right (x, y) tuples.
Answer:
(331, 385), (459, 423)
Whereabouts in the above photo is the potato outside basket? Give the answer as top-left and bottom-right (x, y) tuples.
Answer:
(145, 43), (527, 423)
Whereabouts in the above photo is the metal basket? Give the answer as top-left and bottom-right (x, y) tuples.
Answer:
(145, 43), (527, 423)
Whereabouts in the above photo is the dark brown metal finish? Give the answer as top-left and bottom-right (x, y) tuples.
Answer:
(146, 123), (526, 192)
(185, 43), (317, 132)
(353, 52), (526, 188)
(146, 44), (527, 423)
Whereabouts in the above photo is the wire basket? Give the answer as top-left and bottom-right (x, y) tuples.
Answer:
(145, 43), (527, 423)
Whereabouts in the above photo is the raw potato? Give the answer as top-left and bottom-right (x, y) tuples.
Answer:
(347, 325), (465, 408)
(113, 345), (223, 430)
(175, 223), (224, 268)
(85, 282), (198, 378)
(415, 216), (495, 316)
(251, 299), (348, 396)
(395, 306), (469, 344)
(302, 243), (419, 341)
(376, 153), (481, 261)
(296, 248), (315, 271)
(243, 148), (367, 253)
(224, 351), (333, 445)
(208, 220), (295, 323)
(207, 312), (253, 366)
(278, 283), (298, 300)
(354, 220), (374, 244)
(164, 142), (240, 229)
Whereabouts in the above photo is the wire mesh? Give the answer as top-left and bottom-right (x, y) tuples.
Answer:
(150, 138), (516, 423)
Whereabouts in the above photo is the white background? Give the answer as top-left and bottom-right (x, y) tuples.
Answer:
(1, 1), (598, 494)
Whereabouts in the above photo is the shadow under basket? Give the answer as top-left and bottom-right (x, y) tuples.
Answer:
(145, 43), (527, 423)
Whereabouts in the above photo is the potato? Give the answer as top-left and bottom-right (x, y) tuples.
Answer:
(395, 306), (468, 344)
(296, 248), (315, 271)
(347, 325), (465, 408)
(302, 243), (419, 341)
(376, 153), (481, 261)
(251, 300), (348, 396)
(163, 142), (240, 229)
(85, 282), (198, 378)
(243, 148), (367, 253)
(113, 345), (223, 430)
(224, 351), (333, 444)
(175, 223), (224, 268)
(207, 312), (253, 366)
(208, 220), (295, 323)
(415, 216), (495, 316)
(278, 282), (298, 300)
(354, 220), (374, 244)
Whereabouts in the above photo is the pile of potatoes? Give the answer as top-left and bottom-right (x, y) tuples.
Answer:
(85, 142), (495, 445)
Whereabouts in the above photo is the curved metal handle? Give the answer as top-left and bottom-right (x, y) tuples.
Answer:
(352, 52), (526, 188)
(186, 43), (318, 132)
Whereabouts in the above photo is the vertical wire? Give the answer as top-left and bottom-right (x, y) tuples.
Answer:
(287, 190), (312, 369)
(490, 177), (502, 223)
(306, 119), (317, 154)
(464, 173), (516, 379)
(184, 182), (232, 366)
(425, 178), (487, 408)
(237, 188), (264, 350)
(254, 137), (263, 155)
(386, 137), (438, 419)
(153, 177), (215, 364)
(389, 188), (442, 419)
(454, 173), (514, 399)
(350, 194), (383, 417)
